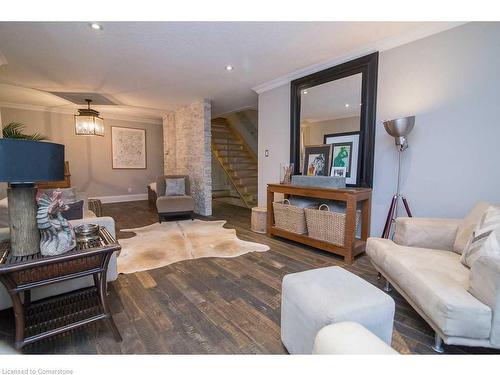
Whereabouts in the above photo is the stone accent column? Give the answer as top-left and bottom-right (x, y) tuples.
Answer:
(162, 100), (212, 216)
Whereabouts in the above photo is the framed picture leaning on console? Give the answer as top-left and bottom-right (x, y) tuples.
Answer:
(302, 144), (332, 176)
(324, 131), (360, 185)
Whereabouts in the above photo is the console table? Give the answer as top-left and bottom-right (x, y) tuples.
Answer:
(267, 184), (372, 264)
(0, 227), (122, 350)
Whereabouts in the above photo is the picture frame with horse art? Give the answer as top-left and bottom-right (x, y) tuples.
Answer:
(324, 131), (360, 185)
(302, 144), (332, 176)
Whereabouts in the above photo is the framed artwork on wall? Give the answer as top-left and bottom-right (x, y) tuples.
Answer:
(111, 126), (147, 169)
(302, 144), (332, 176)
(324, 131), (359, 185)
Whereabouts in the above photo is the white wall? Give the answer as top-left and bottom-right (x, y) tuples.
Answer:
(258, 22), (500, 235)
(258, 84), (290, 205)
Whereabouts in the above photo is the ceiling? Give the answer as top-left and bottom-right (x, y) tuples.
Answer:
(301, 73), (362, 122)
(0, 22), (459, 123)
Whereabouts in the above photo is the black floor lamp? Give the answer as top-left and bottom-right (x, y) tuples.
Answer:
(381, 116), (415, 239)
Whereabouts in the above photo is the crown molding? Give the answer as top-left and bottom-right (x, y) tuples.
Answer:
(252, 22), (467, 94)
(0, 101), (163, 125)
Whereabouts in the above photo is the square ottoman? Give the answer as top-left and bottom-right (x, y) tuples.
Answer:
(281, 266), (395, 354)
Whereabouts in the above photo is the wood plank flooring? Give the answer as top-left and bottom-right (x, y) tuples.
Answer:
(0, 200), (498, 354)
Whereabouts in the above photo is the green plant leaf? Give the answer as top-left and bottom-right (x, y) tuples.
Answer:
(2, 122), (47, 141)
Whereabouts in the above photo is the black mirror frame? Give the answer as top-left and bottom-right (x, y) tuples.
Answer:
(290, 52), (378, 187)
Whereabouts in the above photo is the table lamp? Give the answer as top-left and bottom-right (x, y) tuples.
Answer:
(0, 139), (65, 256)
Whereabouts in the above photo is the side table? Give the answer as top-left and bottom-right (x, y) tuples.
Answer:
(0, 226), (122, 350)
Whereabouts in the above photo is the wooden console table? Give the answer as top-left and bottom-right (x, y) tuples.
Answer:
(0, 227), (122, 350)
(267, 183), (372, 264)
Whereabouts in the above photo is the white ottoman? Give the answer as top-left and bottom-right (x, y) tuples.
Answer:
(281, 266), (395, 354)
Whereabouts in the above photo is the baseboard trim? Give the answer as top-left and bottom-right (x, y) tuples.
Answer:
(90, 194), (148, 204)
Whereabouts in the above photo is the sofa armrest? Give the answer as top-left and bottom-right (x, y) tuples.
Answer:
(469, 256), (500, 346)
(393, 217), (460, 251)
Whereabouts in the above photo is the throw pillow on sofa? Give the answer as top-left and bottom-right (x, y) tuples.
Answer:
(165, 178), (186, 196)
(61, 200), (85, 221)
(460, 206), (500, 267)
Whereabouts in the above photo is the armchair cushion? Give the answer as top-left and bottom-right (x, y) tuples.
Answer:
(394, 217), (459, 251)
(156, 175), (191, 198)
(165, 177), (186, 196)
(156, 195), (194, 213)
(469, 256), (500, 346)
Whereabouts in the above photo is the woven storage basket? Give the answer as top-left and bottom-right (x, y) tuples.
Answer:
(272, 199), (310, 234)
(304, 204), (361, 246)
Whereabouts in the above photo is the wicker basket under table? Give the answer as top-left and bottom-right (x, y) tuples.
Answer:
(304, 204), (361, 247)
(0, 227), (122, 350)
(272, 199), (314, 234)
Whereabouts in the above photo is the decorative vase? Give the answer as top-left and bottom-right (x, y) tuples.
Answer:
(36, 190), (76, 257)
(280, 163), (294, 184)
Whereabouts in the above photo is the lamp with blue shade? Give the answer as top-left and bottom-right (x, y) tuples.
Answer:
(0, 139), (65, 256)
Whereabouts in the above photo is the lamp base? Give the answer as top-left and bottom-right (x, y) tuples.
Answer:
(381, 193), (413, 239)
(7, 184), (40, 256)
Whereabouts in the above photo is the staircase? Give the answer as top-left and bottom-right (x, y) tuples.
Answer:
(211, 117), (258, 208)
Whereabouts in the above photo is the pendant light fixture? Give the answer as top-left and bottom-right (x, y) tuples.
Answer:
(74, 99), (104, 136)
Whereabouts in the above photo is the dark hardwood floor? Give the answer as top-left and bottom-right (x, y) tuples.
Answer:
(0, 200), (498, 354)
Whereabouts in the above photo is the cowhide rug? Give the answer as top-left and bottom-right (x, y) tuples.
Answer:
(117, 219), (270, 274)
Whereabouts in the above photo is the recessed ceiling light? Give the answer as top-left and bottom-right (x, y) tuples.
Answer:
(89, 23), (102, 31)
(345, 103), (350, 108)
(302, 90), (308, 95)
(225, 65), (234, 71)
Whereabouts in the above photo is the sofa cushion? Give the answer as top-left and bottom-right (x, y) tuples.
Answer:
(61, 200), (84, 221)
(461, 206), (500, 268)
(367, 238), (492, 339)
(453, 202), (491, 254)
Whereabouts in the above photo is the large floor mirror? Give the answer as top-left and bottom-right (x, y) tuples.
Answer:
(290, 52), (378, 187)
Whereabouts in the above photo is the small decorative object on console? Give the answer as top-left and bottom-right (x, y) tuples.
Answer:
(280, 163), (294, 184)
(36, 190), (76, 256)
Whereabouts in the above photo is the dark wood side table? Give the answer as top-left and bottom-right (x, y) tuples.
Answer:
(0, 227), (122, 350)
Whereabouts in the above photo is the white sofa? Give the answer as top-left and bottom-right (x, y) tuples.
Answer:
(367, 202), (500, 352)
(0, 215), (118, 311)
